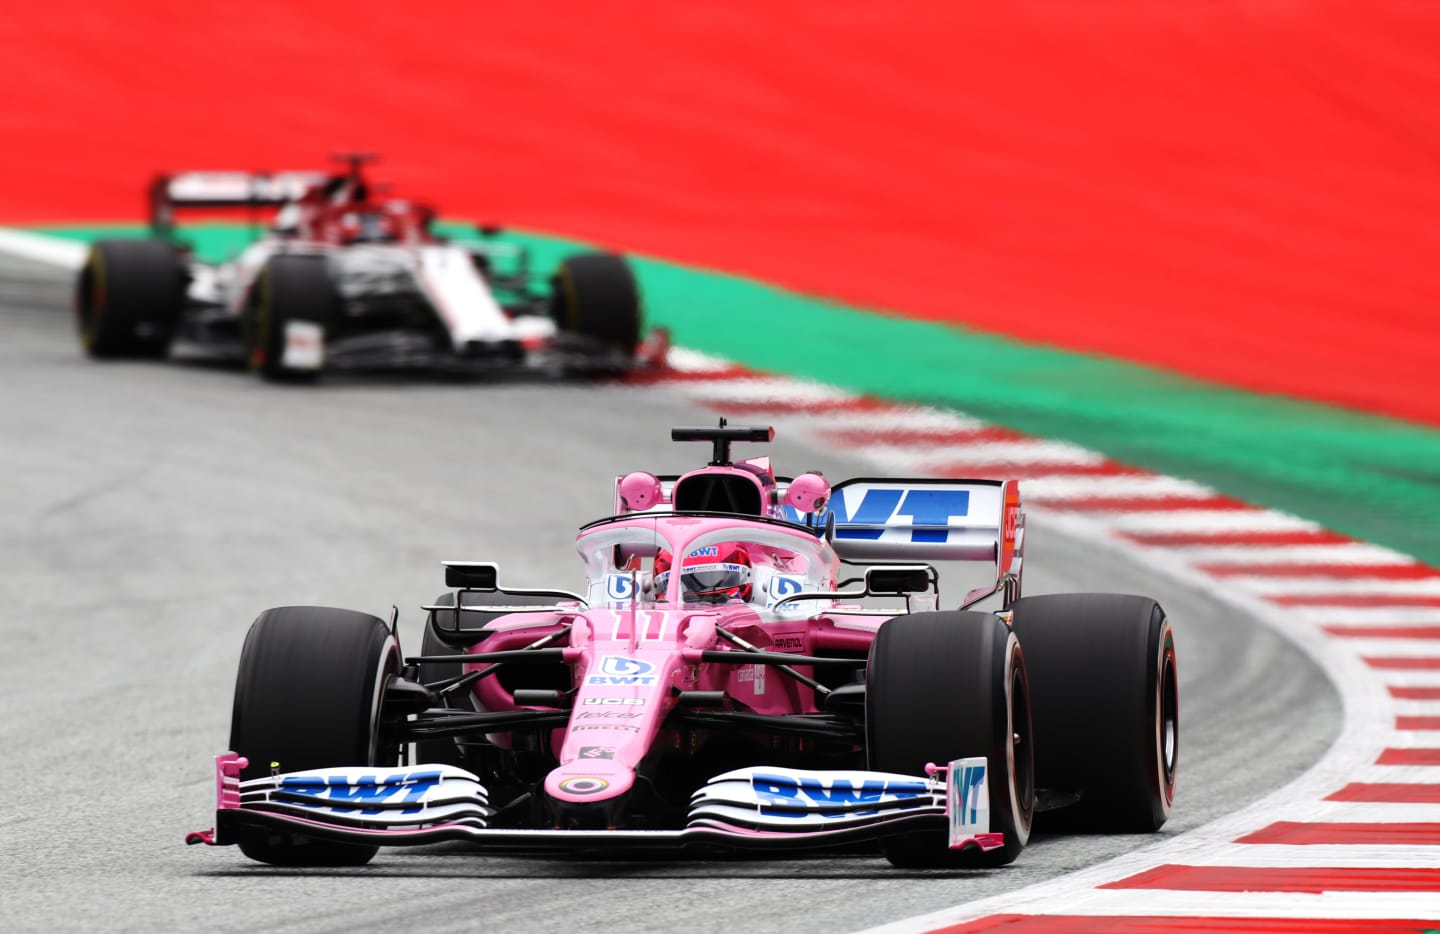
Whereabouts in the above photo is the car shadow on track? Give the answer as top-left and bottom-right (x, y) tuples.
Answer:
(167, 353), (640, 389)
(192, 824), (1155, 882)
(194, 840), (1068, 881)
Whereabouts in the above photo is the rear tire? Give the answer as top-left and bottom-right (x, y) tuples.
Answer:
(75, 239), (185, 358)
(243, 254), (338, 380)
(550, 253), (641, 359)
(867, 611), (1035, 867)
(228, 606), (400, 866)
(1009, 593), (1178, 832)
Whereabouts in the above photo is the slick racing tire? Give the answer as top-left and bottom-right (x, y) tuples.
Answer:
(867, 611), (1035, 868)
(415, 592), (558, 768)
(228, 606), (400, 866)
(550, 253), (642, 360)
(243, 254), (338, 380)
(1009, 593), (1178, 832)
(75, 239), (185, 359)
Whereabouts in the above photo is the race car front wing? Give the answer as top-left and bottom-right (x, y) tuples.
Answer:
(187, 752), (1003, 855)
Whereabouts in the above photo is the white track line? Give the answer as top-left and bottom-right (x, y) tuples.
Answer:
(869, 440), (1110, 471)
(674, 377), (857, 405)
(1022, 474), (1216, 500)
(1344, 763), (1440, 782)
(1376, 670), (1440, 687)
(962, 889), (1440, 920)
(787, 409), (992, 433)
(1317, 638), (1440, 657)
(1159, 543), (1420, 565)
(1290, 607), (1440, 624)
(663, 347), (737, 372)
(1190, 845), (1440, 868)
(1233, 578), (1440, 597)
(0, 227), (87, 268)
(1101, 509), (1323, 535)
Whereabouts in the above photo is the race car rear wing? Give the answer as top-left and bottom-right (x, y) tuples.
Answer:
(824, 478), (1024, 609)
(148, 171), (328, 235)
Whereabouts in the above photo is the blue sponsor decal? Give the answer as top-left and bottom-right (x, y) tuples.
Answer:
(280, 769), (444, 815)
(830, 487), (971, 543)
(605, 574), (635, 601)
(958, 762), (985, 824)
(588, 655), (658, 686)
(750, 773), (930, 818)
(767, 574), (807, 610)
(772, 576), (804, 598)
(687, 546), (719, 558)
(599, 656), (652, 676)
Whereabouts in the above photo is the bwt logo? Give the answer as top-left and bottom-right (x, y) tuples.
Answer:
(829, 488), (972, 543)
(281, 770), (444, 815)
(751, 774), (930, 818)
(588, 655), (658, 686)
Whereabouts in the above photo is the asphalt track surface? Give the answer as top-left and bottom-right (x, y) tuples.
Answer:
(0, 250), (1340, 933)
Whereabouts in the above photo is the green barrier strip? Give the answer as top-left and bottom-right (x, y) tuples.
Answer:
(38, 222), (1440, 567)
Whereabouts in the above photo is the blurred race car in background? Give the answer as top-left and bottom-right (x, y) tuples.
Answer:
(190, 421), (1179, 867)
(74, 154), (667, 378)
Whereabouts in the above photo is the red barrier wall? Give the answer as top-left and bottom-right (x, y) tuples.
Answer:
(5, 2), (1438, 424)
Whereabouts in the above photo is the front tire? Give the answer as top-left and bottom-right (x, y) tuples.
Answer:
(550, 253), (642, 361)
(1009, 593), (1178, 832)
(75, 239), (185, 358)
(243, 254), (338, 380)
(228, 606), (400, 866)
(867, 611), (1035, 867)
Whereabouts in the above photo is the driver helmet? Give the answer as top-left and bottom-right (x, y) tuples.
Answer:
(340, 211), (397, 244)
(654, 543), (752, 604)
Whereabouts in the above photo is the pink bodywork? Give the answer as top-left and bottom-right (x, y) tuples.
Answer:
(463, 511), (878, 810)
(193, 458), (1024, 853)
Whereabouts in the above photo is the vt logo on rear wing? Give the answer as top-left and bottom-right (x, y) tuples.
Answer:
(797, 478), (1023, 604)
(829, 487), (971, 544)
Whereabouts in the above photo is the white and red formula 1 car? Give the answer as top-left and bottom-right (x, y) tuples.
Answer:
(75, 154), (666, 378)
(190, 422), (1178, 867)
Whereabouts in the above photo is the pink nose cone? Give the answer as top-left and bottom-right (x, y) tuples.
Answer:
(618, 471), (663, 511)
(545, 764), (635, 806)
(785, 472), (830, 513)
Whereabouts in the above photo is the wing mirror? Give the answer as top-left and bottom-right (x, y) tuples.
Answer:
(618, 471), (664, 511)
(784, 472), (830, 513)
(864, 565), (934, 595)
(444, 561), (498, 591)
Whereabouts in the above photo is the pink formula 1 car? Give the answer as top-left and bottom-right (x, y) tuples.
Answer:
(190, 422), (1178, 868)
